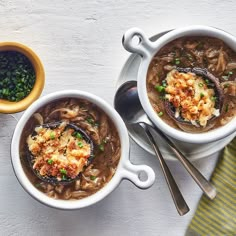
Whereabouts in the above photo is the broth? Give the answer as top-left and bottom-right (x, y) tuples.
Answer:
(147, 36), (236, 132)
(20, 98), (121, 200)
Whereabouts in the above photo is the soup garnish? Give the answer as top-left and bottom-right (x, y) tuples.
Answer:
(27, 121), (94, 184)
(0, 51), (35, 101)
(163, 67), (223, 127)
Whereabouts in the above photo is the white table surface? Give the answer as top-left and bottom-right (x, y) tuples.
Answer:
(0, 1), (235, 235)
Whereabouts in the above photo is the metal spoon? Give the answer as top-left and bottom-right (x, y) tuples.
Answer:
(114, 81), (216, 200)
(114, 82), (190, 215)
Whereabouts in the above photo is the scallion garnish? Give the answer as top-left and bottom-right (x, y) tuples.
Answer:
(90, 175), (97, 181)
(155, 85), (165, 92)
(62, 174), (67, 181)
(222, 71), (233, 81)
(78, 142), (84, 148)
(200, 92), (205, 98)
(50, 132), (55, 140)
(86, 117), (99, 127)
(60, 168), (67, 175)
(86, 117), (94, 124)
(162, 81), (167, 87)
(73, 132), (82, 139)
(0, 51), (36, 101)
(225, 104), (229, 112)
(98, 144), (104, 152)
(222, 76), (229, 81)
(174, 58), (180, 65)
(47, 159), (53, 165)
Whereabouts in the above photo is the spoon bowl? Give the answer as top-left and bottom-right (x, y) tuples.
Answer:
(114, 81), (154, 127)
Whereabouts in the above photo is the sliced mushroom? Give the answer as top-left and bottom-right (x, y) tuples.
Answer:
(216, 50), (228, 73)
(226, 62), (236, 71)
(221, 81), (236, 97)
(27, 122), (94, 185)
(33, 113), (44, 125)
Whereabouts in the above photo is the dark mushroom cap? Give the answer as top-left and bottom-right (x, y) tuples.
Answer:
(164, 67), (224, 130)
(27, 122), (94, 185)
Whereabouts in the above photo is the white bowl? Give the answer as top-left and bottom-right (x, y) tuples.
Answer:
(123, 25), (236, 144)
(11, 90), (155, 210)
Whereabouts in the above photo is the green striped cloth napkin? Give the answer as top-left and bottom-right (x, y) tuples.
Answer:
(185, 137), (236, 236)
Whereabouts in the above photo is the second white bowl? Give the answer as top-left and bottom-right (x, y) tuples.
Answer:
(123, 25), (236, 144)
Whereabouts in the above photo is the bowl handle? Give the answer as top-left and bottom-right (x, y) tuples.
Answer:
(122, 27), (155, 58)
(121, 160), (155, 189)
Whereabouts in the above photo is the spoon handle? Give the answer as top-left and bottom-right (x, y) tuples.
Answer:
(139, 123), (189, 216)
(151, 125), (217, 200)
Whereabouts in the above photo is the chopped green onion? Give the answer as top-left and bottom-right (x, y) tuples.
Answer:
(0, 51), (36, 101)
(205, 79), (209, 85)
(98, 144), (104, 152)
(73, 132), (82, 139)
(198, 83), (204, 87)
(222, 72), (233, 81)
(174, 58), (180, 65)
(90, 175), (97, 181)
(211, 96), (217, 101)
(78, 142), (84, 148)
(94, 122), (99, 127)
(225, 104), (229, 112)
(200, 93), (205, 98)
(86, 117), (94, 124)
(222, 76), (229, 81)
(186, 53), (193, 61)
(60, 168), (67, 175)
(224, 83), (230, 88)
(162, 81), (167, 87)
(62, 174), (67, 180)
(86, 117), (98, 127)
(47, 159), (53, 165)
(103, 138), (108, 144)
(158, 111), (163, 116)
(50, 132), (55, 140)
(155, 85), (165, 92)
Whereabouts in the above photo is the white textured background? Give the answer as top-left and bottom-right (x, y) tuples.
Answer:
(0, 0), (235, 235)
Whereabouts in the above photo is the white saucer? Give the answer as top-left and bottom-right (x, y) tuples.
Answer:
(116, 31), (236, 161)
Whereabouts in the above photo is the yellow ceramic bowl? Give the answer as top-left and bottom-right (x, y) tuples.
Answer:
(0, 42), (45, 113)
